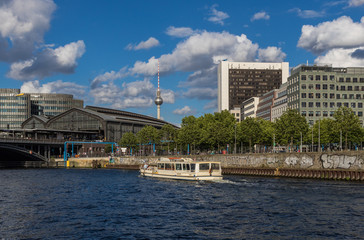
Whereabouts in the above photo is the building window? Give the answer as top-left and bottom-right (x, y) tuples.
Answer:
(359, 103), (363, 108)
(339, 77), (344, 82)
(302, 102), (307, 107)
(330, 111), (335, 117)
(330, 84), (335, 90)
(316, 111), (321, 117)
(309, 84), (313, 89)
(337, 94), (341, 99)
(323, 102), (328, 108)
(301, 84), (306, 89)
(360, 78), (364, 83)
(330, 93), (335, 99)
(356, 94), (361, 99)
(316, 102), (321, 107)
(330, 102), (335, 108)
(309, 93), (313, 98)
(351, 103), (356, 108)
(350, 94), (354, 99)
(355, 86), (360, 91)
(337, 102), (342, 107)
(344, 102), (349, 107)
(316, 75), (321, 81)
(323, 75), (328, 81)
(323, 111), (328, 117)
(348, 86), (352, 91)
(342, 94), (347, 99)
(309, 102), (314, 108)
(340, 86), (346, 91)
(309, 75), (313, 80)
(302, 93), (307, 98)
(323, 93), (328, 98)
(346, 78), (351, 82)
(309, 111), (314, 117)
(301, 75), (306, 80)
(316, 84), (321, 90)
(359, 112), (363, 117)
(301, 111), (306, 116)
(353, 78), (358, 82)
(316, 93), (321, 99)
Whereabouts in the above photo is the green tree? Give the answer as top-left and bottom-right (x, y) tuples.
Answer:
(160, 124), (177, 154)
(213, 110), (236, 152)
(274, 109), (309, 151)
(238, 117), (261, 152)
(312, 118), (336, 146)
(137, 125), (161, 155)
(119, 132), (138, 154)
(333, 107), (363, 149)
(177, 116), (200, 154)
(258, 119), (275, 151)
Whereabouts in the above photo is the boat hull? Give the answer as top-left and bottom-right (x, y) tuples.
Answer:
(140, 170), (223, 181)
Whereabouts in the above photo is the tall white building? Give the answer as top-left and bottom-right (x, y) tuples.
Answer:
(218, 61), (289, 115)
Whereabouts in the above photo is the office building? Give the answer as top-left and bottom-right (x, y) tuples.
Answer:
(256, 89), (278, 121)
(287, 64), (364, 126)
(241, 97), (259, 120)
(0, 89), (83, 129)
(271, 82), (288, 122)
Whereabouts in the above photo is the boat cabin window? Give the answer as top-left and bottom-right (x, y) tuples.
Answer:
(158, 163), (165, 170)
(199, 163), (209, 171)
(165, 163), (174, 170)
(211, 163), (220, 170)
(191, 164), (195, 172)
(176, 163), (182, 170)
(183, 164), (190, 171)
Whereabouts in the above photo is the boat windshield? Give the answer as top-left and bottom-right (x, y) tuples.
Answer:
(191, 163), (195, 172)
(211, 163), (220, 170)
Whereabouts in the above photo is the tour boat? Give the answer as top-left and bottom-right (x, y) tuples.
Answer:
(140, 157), (223, 181)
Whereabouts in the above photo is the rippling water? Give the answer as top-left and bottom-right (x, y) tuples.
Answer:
(0, 169), (363, 239)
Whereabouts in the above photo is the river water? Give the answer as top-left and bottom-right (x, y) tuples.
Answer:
(0, 169), (363, 239)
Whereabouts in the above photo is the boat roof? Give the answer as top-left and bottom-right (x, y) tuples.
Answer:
(158, 158), (220, 164)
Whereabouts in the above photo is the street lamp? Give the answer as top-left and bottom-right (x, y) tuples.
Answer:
(234, 123), (237, 154)
(300, 131), (302, 153)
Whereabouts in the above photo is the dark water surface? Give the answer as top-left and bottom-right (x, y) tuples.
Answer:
(0, 169), (363, 239)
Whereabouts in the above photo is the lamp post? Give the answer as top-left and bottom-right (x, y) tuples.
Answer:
(318, 119), (321, 152)
(300, 131), (302, 153)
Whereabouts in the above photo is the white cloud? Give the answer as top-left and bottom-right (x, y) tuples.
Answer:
(258, 47), (286, 62)
(20, 80), (86, 97)
(251, 11), (270, 21)
(173, 106), (193, 115)
(207, 5), (229, 25)
(166, 26), (197, 38)
(314, 47), (364, 67)
(183, 88), (217, 100)
(0, 0), (56, 62)
(297, 16), (364, 54)
(204, 99), (217, 110)
(126, 37), (160, 50)
(7, 40), (86, 80)
(348, 0), (364, 7)
(289, 8), (324, 18)
(90, 67), (128, 89)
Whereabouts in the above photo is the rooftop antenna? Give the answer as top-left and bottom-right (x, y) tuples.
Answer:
(154, 60), (163, 119)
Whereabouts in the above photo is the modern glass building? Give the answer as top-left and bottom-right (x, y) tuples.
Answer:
(287, 65), (364, 126)
(0, 89), (83, 129)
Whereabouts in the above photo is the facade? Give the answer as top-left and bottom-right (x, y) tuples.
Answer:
(230, 107), (241, 122)
(256, 89), (278, 121)
(0, 89), (30, 129)
(241, 97), (259, 120)
(271, 82), (288, 122)
(21, 106), (177, 142)
(30, 93), (83, 116)
(0, 89), (83, 129)
(287, 65), (364, 126)
(218, 61), (289, 114)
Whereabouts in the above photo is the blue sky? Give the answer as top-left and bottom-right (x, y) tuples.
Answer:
(1, 0), (364, 125)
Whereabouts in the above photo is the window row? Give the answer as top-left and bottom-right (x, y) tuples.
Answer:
(301, 93), (362, 99)
(301, 102), (363, 108)
(301, 75), (364, 82)
(301, 84), (363, 91)
(302, 111), (363, 117)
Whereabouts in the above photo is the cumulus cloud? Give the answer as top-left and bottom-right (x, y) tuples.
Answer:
(173, 106), (193, 115)
(207, 5), (229, 25)
(166, 26), (197, 38)
(90, 67), (128, 89)
(126, 37), (160, 50)
(204, 99), (217, 110)
(258, 47), (286, 62)
(297, 16), (364, 54)
(251, 11), (270, 21)
(7, 40), (86, 80)
(129, 30), (286, 100)
(20, 80), (87, 97)
(289, 8), (324, 18)
(348, 0), (364, 7)
(0, 0), (56, 62)
(314, 47), (364, 67)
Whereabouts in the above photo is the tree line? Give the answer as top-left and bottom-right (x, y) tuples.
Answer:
(118, 107), (364, 155)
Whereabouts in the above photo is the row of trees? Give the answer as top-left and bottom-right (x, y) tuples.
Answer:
(118, 107), (364, 155)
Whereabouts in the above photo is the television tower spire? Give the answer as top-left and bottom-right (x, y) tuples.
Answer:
(155, 60), (163, 119)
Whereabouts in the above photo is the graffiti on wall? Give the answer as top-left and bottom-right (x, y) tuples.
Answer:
(284, 155), (314, 168)
(321, 154), (363, 169)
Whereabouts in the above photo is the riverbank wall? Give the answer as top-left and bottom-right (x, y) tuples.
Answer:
(52, 151), (364, 180)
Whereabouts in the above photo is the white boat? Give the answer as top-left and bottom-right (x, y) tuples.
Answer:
(140, 157), (223, 181)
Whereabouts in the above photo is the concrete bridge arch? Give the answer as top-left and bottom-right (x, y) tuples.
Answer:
(0, 144), (47, 168)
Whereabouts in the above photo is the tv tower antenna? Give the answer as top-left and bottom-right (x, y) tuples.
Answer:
(154, 60), (163, 119)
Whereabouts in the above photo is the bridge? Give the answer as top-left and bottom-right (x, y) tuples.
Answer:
(0, 138), (65, 168)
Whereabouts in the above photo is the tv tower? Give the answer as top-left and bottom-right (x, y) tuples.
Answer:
(154, 60), (163, 119)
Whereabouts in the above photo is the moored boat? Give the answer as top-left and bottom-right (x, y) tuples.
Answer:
(140, 157), (223, 181)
